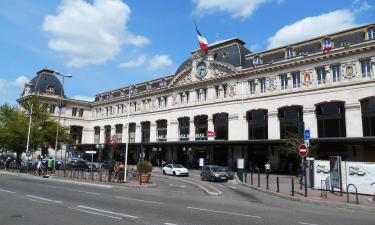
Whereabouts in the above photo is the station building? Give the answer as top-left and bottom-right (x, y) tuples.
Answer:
(18, 24), (375, 172)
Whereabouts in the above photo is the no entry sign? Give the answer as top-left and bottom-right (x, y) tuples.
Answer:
(299, 144), (308, 157)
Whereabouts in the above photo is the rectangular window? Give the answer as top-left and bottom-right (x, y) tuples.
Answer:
(260, 78), (266, 93)
(316, 67), (326, 84)
(361, 59), (372, 77)
(369, 28), (375, 40)
(72, 108), (77, 116)
(331, 64), (341, 82)
(286, 48), (293, 59)
(249, 80), (256, 94)
(49, 105), (55, 114)
(292, 72), (300, 88)
(280, 74), (288, 90)
(79, 109), (84, 117)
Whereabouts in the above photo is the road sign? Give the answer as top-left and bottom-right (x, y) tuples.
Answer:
(304, 139), (310, 147)
(85, 150), (96, 154)
(299, 144), (308, 157)
(304, 130), (310, 139)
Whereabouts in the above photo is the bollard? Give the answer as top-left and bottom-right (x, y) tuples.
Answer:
(257, 172), (260, 187)
(291, 178), (295, 196)
(266, 175), (269, 190)
(250, 172), (253, 185)
(277, 177), (280, 193)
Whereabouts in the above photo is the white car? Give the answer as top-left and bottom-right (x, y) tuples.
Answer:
(162, 164), (189, 176)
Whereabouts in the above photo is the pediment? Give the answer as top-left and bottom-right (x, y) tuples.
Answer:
(169, 61), (238, 88)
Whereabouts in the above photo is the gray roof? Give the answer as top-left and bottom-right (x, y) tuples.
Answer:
(28, 68), (64, 97)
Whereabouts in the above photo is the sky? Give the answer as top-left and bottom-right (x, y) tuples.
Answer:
(0, 0), (374, 105)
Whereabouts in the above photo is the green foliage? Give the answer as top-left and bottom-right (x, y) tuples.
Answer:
(0, 98), (70, 159)
(137, 160), (153, 173)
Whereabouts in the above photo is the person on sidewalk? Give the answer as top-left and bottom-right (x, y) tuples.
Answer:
(265, 161), (271, 179)
(36, 159), (42, 176)
(47, 157), (53, 174)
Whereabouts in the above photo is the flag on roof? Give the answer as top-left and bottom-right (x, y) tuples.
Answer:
(252, 56), (260, 68)
(323, 39), (332, 53)
(195, 24), (208, 52)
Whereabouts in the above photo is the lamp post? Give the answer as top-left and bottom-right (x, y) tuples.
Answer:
(53, 71), (72, 175)
(183, 147), (191, 169)
(96, 144), (104, 171)
(123, 86), (133, 182)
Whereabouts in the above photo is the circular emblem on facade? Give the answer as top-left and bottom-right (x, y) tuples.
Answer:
(45, 85), (55, 95)
(196, 62), (207, 78)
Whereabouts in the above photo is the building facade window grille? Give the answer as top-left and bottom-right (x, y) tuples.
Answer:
(247, 110), (268, 139)
(280, 74), (288, 90)
(332, 64), (341, 82)
(292, 72), (300, 88)
(194, 115), (208, 140)
(178, 117), (190, 141)
(316, 67), (326, 84)
(316, 102), (346, 138)
(213, 113), (228, 140)
(360, 59), (372, 77)
(141, 121), (150, 143)
(115, 124), (123, 143)
(361, 97), (375, 136)
(278, 106), (304, 139)
(128, 123), (136, 143)
(156, 120), (167, 141)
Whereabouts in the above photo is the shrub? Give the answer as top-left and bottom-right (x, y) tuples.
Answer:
(137, 160), (153, 173)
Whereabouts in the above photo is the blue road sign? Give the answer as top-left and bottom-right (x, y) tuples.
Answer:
(304, 130), (311, 139)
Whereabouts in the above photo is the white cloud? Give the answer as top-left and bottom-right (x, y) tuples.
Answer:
(118, 55), (146, 68)
(148, 55), (172, 71)
(72, 95), (94, 102)
(193, 0), (269, 19)
(267, 10), (356, 49)
(0, 76), (29, 94)
(42, 0), (150, 67)
(353, 0), (373, 13)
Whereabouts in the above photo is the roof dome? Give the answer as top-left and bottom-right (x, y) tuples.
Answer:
(25, 68), (64, 97)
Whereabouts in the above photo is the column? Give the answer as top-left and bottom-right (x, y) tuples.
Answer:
(303, 108), (318, 139)
(111, 126), (115, 139)
(150, 122), (157, 142)
(189, 118), (195, 141)
(99, 127), (105, 143)
(287, 72), (292, 89)
(207, 86), (216, 101)
(208, 116), (214, 141)
(268, 111), (280, 139)
(135, 123), (141, 143)
(189, 89), (197, 103)
(241, 114), (248, 140)
(167, 120), (178, 141)
(346, 103), (363, 137)
(228, 114), (240, 140)
(325, 65), (331, 84)
(122, 125), (128, 143)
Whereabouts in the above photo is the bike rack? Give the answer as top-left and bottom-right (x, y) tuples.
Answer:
(321, 180), (328, 198)
(346, 184), (359, 204)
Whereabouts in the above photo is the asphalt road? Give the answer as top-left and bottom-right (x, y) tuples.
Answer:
(0, 172), (374, 225)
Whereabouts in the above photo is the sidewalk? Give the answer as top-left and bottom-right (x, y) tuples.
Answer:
(242, 172), (375, 209)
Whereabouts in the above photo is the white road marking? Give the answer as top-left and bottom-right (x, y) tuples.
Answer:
(25, 195), (63, 204)
(70, 207), (122, 220)
(77, 205), (138, 219)
(0, 188), (16, 194)
(229, 186), (237, 189)
(299, 222), (319, 225)
(186, 207), (262, 219)
(27, 198), (50, 204)
(115, 196), (164, 205)
(32, 183), (57, 189)
(164, 223), (178, 225)
(169, 184), (186, 188)
(73, 189), (101, 196)
(217, 184), (224, 187)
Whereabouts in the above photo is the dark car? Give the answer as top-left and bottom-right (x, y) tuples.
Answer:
(100, 161), (114, 171)
(19, 160), (33, 173)
(221, 166), (235, 180)
(66, 160), (97, 172)
(200, 165), (227, 182)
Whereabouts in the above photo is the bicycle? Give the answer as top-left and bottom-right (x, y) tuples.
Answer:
(128, 168), (139, 179)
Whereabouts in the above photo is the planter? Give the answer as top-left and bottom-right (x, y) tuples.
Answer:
(140, 173), (151, 184)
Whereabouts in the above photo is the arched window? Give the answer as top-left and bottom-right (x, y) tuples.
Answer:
(115, 124), (123, 143)
(156, 120), (167, 141)
(194, 115), (208, 140)
(128, 123), (136, 143)
(361, 97), (375, 136)
(141, 121), (150, 143)
(70, 126), (83, 144)
(247, 110), (268, 139)
(104, 125), (111, 144)
(94, 126), (100, 144)
(178, 117), (190, 141)
(213, 113), (228, 140)
(278, 106), (304, 139)
(316, 102), (346, 137)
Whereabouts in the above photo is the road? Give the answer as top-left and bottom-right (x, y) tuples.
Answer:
(0, 172), (374, 225)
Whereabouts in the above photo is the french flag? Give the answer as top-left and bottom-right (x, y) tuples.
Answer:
(252, 56), (260, 68)
(323, 39), (332, 53)
(196, 25), (209, 52)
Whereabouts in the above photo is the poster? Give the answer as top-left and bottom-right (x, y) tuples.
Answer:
(313, 160), (330, 190)
(329, 156), (342, 190)
(345, 162), (375, 195)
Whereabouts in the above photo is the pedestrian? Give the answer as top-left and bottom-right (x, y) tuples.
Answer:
(47, 157), (53, 174)
(5, 157), (10, 170)
(265, 161), (271, 179)
(118, 162), (125, 182)
(36, 159), (42, 176)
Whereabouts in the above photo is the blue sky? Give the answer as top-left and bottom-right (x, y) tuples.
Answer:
(0, 0), (374, 105)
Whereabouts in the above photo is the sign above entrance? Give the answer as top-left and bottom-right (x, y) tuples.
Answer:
(299, 144), (308, 157)
(85, 150), (96, 154)
(207, 131), (216, 137)
(304, 129), (310, 139)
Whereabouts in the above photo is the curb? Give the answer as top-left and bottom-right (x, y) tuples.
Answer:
(153, 174), (222, 196)
(239, 182), (375, 212)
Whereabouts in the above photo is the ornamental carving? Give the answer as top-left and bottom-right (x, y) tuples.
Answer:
(228, 83), (237, 97)
(210, 62), (237, 77)
(341, 63), (357, 79)
(267, 76), (278, 91)
(45, 85), (55, 95)
(302, 71), (313, 86)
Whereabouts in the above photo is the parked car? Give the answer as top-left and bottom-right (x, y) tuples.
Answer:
(162, 164), (189, 176)
(201, 165), (227, 182)
(100, 161), (114, 170)
(66, 160), (97, 172)
(19, 160), (33, 173)
(221, 166), (235, 180)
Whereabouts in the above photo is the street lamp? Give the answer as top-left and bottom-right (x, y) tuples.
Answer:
(124, 86), (134, 183)
(53, 71), (72, 175)
(183, 147), (192, 169)
(96, 144), (104, 170)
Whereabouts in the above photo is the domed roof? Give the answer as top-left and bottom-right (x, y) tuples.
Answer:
(27, 68), (64, 97)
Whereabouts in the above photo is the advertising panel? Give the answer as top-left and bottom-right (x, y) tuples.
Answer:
(344, 161), (375, 195)
(329, 156), (342, 190)
(313, 160), (330, 190)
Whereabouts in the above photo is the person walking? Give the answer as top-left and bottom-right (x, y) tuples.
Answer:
(36, 159), (42, 176)
(47, 157), (53, 175)
(265, 161), (271, 179)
